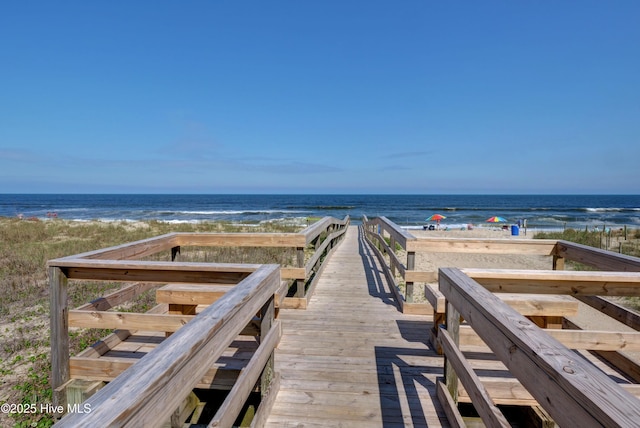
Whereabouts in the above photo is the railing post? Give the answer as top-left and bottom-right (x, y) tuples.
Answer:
(390, 237), (396, 277)
(444, 300), (460, 402)
(553, 255), (565, 270)
(50, 266), (69, 411)
(552, 242), (565, 270)
(406, 251), (415, 303)
(296, 247), (305, 297)
(260, 295), (275, 397)
(171, 246), (181, 261)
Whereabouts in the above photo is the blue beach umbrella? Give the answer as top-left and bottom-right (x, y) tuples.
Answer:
(486, 216), (508, 223)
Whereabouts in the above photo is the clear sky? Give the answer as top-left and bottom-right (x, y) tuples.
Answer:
(1, 1), (638, 194)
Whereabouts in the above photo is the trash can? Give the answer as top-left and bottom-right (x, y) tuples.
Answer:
(511, 225), (519, 236)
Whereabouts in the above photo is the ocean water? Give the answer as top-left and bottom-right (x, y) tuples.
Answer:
(1, 194), (639, 231)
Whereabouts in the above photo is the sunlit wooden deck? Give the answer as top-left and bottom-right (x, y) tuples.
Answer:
(265, 226), (449, 427)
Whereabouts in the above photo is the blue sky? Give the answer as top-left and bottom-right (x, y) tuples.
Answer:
(1, 1), (638, 194)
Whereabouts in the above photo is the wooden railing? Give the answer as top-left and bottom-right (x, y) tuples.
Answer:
(437, 267), (640, 427)
(55, 264), (281, 427)
(47, 216), (349, 423)
(361, 216), (559, 314)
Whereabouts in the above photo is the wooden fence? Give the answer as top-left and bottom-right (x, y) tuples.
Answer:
(47, 216), (348, 424)
(362, 216), (559, 314)
(55, 264), (281, 427)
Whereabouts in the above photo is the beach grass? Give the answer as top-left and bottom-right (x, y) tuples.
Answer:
(0, 217), (303, 427)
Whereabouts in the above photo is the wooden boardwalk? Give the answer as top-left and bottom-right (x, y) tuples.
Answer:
(265, 226), (449, 427)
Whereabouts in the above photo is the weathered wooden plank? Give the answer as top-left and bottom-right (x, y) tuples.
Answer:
(50, 266), (69, 409)
(48, 233), (178, 262)
(459, 325), (640, 351)
(60, 260), (257, 283)
(405, 270), (438, 283)
(75, 282), (159, 311)
(576, 295), (640, 331)
(564, 318), (640, 383)
(464, 268), (640, 296)
(70, 356), (243, 390)
(173, 232), (305, 248)
(457, 377), (640, 404)
(407, 237), (557, 254)
(280, 267), (305, 280)
(156, 283), (230, 305)
(69, 310), (194, 332)
(439, 267), (640, 427)
(555, 240), (640, 271)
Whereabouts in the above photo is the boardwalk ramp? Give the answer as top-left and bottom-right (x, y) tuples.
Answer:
(265, 225), (449, 427)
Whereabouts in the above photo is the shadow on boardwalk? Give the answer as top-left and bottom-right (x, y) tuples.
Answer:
(359, 227), (448, 426)
(357, 227), (401, 307)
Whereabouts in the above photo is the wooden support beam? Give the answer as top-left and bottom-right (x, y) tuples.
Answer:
(406, 252), (415, 303)
(457, 377), (640, 405)
(50, 266), (69, 410)
(75, 282), (158, 312)
(459, 325), (640, 351)
(463, 268), (640, 296)
(444, 300), (460, 402)
(69, 310), (194, 332)
(156, 283), (229, 305)
(407, 238), (556, 254)
(173, 232), (306, 248)
(296, 247), (305, 298)
(69, 356), (244, 390)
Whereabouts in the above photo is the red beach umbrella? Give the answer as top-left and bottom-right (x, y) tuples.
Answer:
(426, 214), (446, 228)
(486, 216), (508, 223)
(426, 214), (446, 222)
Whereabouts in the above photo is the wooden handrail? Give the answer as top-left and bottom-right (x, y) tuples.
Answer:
(51, 233), (178, 261)
(173, 232), (306, 248)
(462, 268), (640, 296)
(56, 264), (281, 427)
(364, 216), (415, 250)
(555, 240), (640, 271)
(301, 215), (350, 245)
(439, 267), (640, 427)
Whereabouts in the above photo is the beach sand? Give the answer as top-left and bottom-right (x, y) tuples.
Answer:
(406, 226), (553, 273)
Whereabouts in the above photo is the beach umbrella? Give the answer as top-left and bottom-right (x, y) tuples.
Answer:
(486, 216), (508, 223)
(426, 214), (446, 222)
(426, 213), (446, 229)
